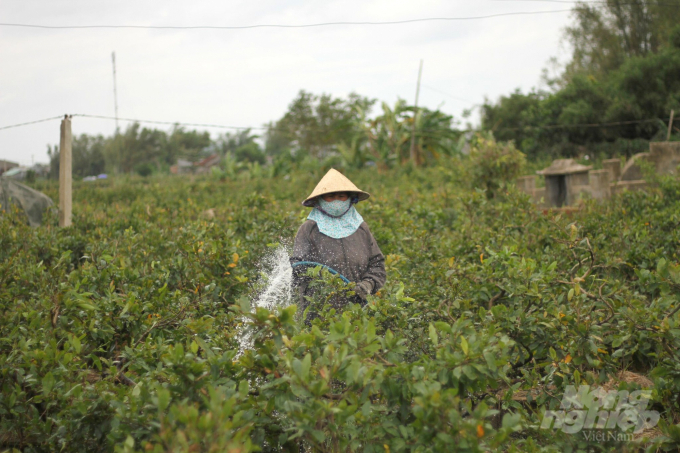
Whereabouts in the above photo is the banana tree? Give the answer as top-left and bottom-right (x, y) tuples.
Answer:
(360, 100), (459, 168)
(411, 108), (460, 165)
(360, 100), (411, 169)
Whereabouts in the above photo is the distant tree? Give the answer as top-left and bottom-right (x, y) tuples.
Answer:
(73, 134), (107, 177)
(107, 123), (169, 173)
(46, 123), (218, 176)
(265, 91), (375, 158)
(482, 22), (680, 159)
(481, 89), (546, 153)
(362, 100), (411, 169)
(413, 108), (460, 165)
(602, 36), (680, 139)
(361, 100), (459, 168)
(214, 129), (265, 164)
(167, 126), (212, 163)
(563, 0), (680, 81)
(47, 144), (60, 179)
(46, 134), (107, 178)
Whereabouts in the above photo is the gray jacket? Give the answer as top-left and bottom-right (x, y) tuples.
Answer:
(290, 220), (386, 309)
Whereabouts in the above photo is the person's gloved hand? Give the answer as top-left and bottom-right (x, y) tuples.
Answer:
(354, 279), (374, 300)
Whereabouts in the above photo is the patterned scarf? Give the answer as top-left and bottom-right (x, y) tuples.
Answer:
(307, 199), (364, 239)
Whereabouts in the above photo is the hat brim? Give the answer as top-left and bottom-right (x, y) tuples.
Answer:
(301, 168), (370, 206)
(302, 190), (370, 207)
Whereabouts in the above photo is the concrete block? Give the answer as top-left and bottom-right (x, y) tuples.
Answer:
(588, 169), (611, 200)
(568, 172), (590, 187)
(649, 142), (680, 175)
(620, 152), (650, 181)
(569, 185), (592, 205)
(602, 159), (622, 182)
(612, 180), (648, 194)
(566, 173), (590, 205)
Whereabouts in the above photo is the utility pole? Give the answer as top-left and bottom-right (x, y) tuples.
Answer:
(409, 60), (423, 165)
(59, 115), (72, 227)
(667, 110), (675, 141)
(112, 51), (120, 134)
(112, 51), (122, 173)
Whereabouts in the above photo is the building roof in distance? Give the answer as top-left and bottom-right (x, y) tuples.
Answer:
(537, 159), (593, 176)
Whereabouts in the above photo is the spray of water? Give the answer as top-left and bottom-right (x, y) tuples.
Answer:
(238, 245), (295, 353)
(252, 245), (294, 310)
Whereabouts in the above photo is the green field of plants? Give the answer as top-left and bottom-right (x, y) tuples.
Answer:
(2, 160), (680, 452)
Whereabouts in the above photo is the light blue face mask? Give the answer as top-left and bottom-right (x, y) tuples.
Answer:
(318, 199), (351, 216)
(307, 198), (364, 239)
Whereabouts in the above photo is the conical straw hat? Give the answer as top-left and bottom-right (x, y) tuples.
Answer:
(302, 168), (370, 206)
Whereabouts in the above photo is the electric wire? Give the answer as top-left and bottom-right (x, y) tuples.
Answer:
(71, 114), (267, 131)
(73, 114), (457, 137)
(0, 116), (65, 131)
(0, 10), (575, 31)
(495, 117), (670, 132)
(0, 113), (673, 134)
(4, 2), (679, 32)
(74, 113), (675, 133)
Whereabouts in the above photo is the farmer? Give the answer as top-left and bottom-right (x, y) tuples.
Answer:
(290, 168), (386, 317)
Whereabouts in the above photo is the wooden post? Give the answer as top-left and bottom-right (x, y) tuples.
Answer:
(409, 59), (423, 165)
(59, 115), (72, 227)
(667, 110), (675, 141)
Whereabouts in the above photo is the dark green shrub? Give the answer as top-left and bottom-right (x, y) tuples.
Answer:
(468, 134), (526, 198)
(134, 162), (154, 177)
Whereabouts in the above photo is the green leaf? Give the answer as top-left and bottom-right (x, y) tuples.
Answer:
(460, 336), (469, 356)
(42, 372), (54, 396)
(612, 334), (630, 348)
(502, 413), (521, 429)
(157, 388), (170, 412)
(195, 337), (215, 358)
(483, 351), (497, 372)
(366, 322), (376, 343)
(310, 429), (326, 443)
(301, 353), (311, 380)
(657, 258), (668, 277)
(70, 335), (82, 354)
(429, 324), (439, 347)
(238, 380), (249, 398)
(64, 384), (82, 398)
(395, 282), (405, 299)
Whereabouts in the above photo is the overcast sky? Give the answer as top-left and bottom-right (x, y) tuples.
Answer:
(0, 0), (575, 166)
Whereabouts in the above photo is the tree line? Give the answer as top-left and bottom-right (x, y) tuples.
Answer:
(482, 0), (680, 160)
(46, 91), (462, 178)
